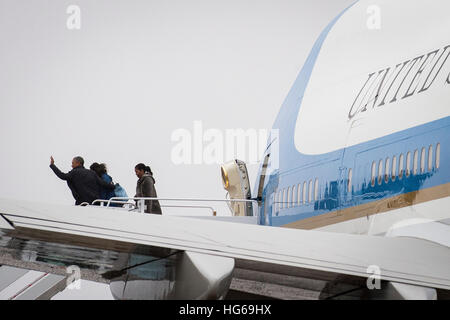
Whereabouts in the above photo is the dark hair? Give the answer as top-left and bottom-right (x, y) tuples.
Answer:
(98, 163), (107, 175)
(90, 162), (99, 171)
(73, 156), (84, 166)
(90, 162), (107, 177)
(135, 163), (153, 175)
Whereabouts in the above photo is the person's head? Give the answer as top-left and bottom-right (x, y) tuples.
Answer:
(72, 156), (84, 169)
(90, 162), (107, 176)
(98, 163), (107, 175)
(135, 163), (152, 179)
(90, 162), (99, 172)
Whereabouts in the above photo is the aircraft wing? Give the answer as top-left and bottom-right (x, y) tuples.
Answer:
(0, 198), (449, 293)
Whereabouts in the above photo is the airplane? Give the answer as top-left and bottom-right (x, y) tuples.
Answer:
(0, 0), (449, 300)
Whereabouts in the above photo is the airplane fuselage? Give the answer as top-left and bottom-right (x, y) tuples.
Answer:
(254, 0), (450, 237)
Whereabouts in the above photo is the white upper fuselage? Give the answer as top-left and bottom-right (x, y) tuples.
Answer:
(294, 0), (450, 155)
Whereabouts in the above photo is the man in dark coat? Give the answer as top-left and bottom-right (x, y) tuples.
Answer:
(50, 156), (115, 205)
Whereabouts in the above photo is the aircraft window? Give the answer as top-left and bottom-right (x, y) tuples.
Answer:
(392, 156), (397, 181)
(287, 186), (291, 208)
(371, 161), (376, 187)
(420, 147), (426, 173)
(378, 160), (383, 185)
(292, 185), (296, 207)
(279, 190), (282, 210)
(436, 143), (440, 169)
(308, 180), (313, 203)
(385, 158), (390, 183)
(428, 145), (433, 171)
(279, 188), (282, 209)
(292, 186), (295, 207)
(277, 190), (283, 211)
(314, 179), (319, 201)
(406, 152), (411, 177)
(273, 192), (278, 214)
(281, 189), (284, 210)
(290, 186), (294, 207)
(297, 183), (301, 206)
(303, 182), (307, 204)
(348, 169), (352, 193)
(274, 191), (277, 212)
(413, 149), (418, 175)
(399, 154), (404, 179)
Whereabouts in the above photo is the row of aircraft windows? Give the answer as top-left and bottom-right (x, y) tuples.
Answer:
(369, 143), (441, 187)
(274, 143), (441, 212)
(275, 178), (319, 212)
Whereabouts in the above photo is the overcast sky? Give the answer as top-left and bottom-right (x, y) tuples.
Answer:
(0, 0), (354, 298)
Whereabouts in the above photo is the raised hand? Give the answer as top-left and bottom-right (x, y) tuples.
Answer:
(50, 156), (55, 165)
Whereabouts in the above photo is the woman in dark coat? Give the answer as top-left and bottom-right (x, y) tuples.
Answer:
(134, 163), (162, 214)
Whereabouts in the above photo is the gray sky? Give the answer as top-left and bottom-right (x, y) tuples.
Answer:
(0, 0), (354, 298)
(0, 0), (354, 205)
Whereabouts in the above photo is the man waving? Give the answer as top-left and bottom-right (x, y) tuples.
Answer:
(50, 156), (115, 205)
